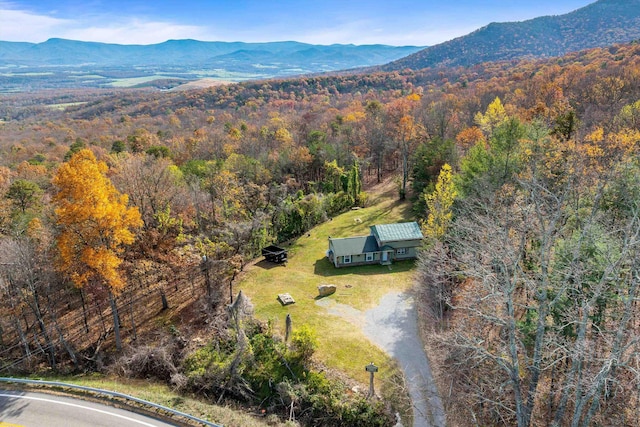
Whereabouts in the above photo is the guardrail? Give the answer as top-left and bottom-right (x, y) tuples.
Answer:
(0, 377), (223, 427)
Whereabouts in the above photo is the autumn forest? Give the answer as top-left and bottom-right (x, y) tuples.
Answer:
(1, 40), (640, 426)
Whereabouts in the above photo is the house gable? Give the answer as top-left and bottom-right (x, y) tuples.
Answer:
(329, 235), (379, 257)
(328, 235), (380, 267)
(327, 221), (423, 268)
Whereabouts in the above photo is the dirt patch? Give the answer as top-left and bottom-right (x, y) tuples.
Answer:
(172, 78), (232, 90)
(314, 298), (366, 328)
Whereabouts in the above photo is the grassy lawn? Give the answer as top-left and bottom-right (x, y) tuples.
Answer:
(237, 181), (417, 385)
(19, 182), (417, 426)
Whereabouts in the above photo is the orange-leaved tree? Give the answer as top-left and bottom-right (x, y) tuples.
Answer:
(53, 149), (142, 351)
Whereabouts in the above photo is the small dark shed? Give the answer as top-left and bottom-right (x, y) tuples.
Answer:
(261, 245), (288, 264)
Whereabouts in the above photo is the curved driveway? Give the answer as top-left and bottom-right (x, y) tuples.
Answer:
(363, 292), (445, 427)
(0, 390), (177, 427)
(317, 291), (445, 427)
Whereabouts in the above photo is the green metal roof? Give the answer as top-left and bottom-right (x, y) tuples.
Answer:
(329, 235), (379, 257)
(370, 222), (423, 243)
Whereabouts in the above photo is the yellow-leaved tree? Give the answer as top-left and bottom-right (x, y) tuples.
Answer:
(423, 163), (457, 244)
(474, 97), (508, 137)
(53, 149), (142, 351)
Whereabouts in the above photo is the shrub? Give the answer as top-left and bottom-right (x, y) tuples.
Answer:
(113, 343), (179, 382)
(356, 191), (369, 208)
(246, 332), (290, 398)
(324, 191), (352, 216)
(289, 325), (317, 364)
(339, 396), (394, 427)
(179, 322), (395, 426)
(183, 340), (235, 381)
(282, 371), (395, 427)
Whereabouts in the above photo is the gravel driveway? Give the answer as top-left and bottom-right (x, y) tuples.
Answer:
(363, 292), (445, 427)
(316, 292), (445, 427)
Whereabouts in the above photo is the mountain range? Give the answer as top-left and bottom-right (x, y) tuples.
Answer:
(0, 39), (423, 91)
(0, 39), (421, 71)
(383, 0), (640, 71)
(2, 0), (640, 92)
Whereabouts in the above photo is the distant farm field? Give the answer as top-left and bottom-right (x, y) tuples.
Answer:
(106, 75), (186, 87)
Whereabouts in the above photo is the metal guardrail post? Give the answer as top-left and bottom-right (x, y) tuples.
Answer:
(0, 377), (223, 427)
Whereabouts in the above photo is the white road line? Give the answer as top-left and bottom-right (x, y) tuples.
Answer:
(0, 393), (163, 426)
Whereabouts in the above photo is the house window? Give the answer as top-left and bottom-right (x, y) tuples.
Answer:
(396, 248), (407, 255)
(343, 255), (352, 264)
(365, 252), (374, 262)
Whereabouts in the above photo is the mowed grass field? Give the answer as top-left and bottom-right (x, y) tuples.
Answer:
(237, 180), (417, 385)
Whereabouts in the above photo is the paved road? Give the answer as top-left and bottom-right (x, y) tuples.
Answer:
(363, 292), (446, 427)
(0, 390), (177, 427)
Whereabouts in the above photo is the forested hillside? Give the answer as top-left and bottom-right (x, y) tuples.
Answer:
(1, 40), (640, 425)
(383, 0), (640, 70)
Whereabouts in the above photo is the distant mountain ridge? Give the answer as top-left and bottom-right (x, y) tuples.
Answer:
(0, 38), (422, 70)
(383, 0), (640, 71)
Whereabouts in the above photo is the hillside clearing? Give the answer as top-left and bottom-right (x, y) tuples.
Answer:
(237, 179), (417, 386)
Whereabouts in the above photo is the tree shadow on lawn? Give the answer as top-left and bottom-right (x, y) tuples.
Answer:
(328, 200), (414, 238)
(369, 197), (413, 220)
(313, 257), (415, 277)
(255, 259), (288, 270)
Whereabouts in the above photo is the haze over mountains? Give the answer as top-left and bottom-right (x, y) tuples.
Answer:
(0, 40), (422, 92)
(384, 0), (640, 70)
(0, 39), (422, 69)
(1, 0), (640, 92)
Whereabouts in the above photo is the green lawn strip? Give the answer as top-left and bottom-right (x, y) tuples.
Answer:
(238, 190), (416, 385)
(26, 374), (280, 427)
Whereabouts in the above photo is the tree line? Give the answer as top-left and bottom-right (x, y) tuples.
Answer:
(417, 96), (640, 426)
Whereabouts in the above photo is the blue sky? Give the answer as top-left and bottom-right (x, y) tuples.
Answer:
(1, 0), (595, 46)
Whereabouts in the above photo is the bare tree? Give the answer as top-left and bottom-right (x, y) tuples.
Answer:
(0, 236), (77, 370)
(364, 100), (388, 183)
(111, 154), (183, 229)
(417, 134), (640, 426)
